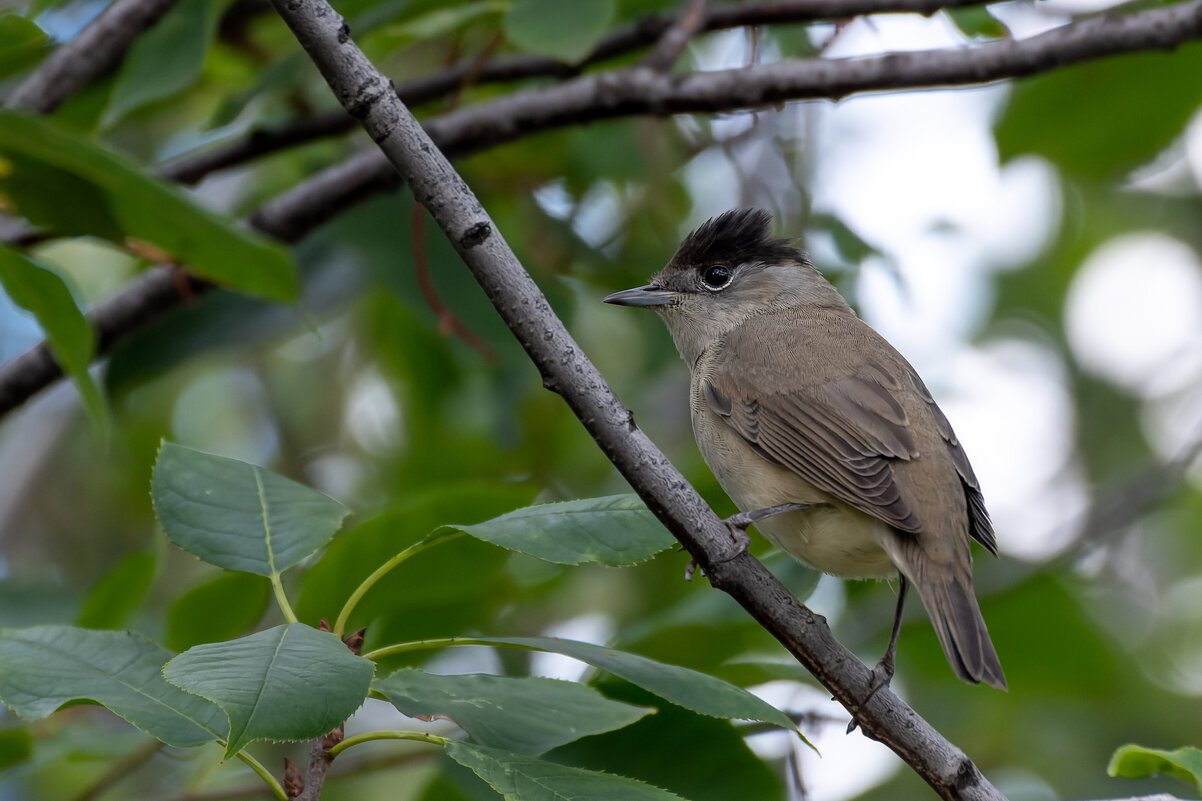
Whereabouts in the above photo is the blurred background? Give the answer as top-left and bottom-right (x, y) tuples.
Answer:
(2, 0), (1202, 798)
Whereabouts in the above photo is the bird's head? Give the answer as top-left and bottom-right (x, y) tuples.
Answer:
(604, 208), (848, 363)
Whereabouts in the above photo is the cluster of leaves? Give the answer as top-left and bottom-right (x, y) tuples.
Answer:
(0, 442), (800, 800)
(0, 111), (295, 428)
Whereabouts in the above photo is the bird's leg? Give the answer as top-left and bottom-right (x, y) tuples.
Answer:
(847, 576), (909, 733)
(726, 502), (820, 531)
(684, 502), (820, 581)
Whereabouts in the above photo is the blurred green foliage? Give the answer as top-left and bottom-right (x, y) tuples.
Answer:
(0, 0), (1201, 799)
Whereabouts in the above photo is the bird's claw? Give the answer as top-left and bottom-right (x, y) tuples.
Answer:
(846, 647), (897, 733)
(683, 510), (762, 581)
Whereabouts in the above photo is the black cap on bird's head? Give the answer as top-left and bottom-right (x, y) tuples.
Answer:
(664, 209), (804, 276)
(604, 208), (809, 308)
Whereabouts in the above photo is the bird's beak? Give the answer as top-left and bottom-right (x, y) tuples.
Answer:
(603, 284), (678, 308)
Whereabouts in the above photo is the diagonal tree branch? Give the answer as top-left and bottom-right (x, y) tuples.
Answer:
(2, 0), (1202, 417)
(6, 0), (181, 113)
(266, 0), (1007, 798)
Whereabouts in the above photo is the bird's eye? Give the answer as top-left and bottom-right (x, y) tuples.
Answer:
(701, 264), (732, 290)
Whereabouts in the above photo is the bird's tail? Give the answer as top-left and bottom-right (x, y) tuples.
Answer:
(912, 570), (1007, 690)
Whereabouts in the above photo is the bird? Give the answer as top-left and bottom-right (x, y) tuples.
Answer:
(604, 208), (1005, 690)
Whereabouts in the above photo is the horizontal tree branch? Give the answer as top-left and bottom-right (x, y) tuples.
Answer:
(160, 0), (987, 184)
(2, 0), (1201, 416)
(6, 0), (181, 114)
(423, 0), (1202, 155)
(269, 0), (1006, 797)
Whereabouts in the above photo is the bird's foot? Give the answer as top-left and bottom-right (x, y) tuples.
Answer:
(684, 532), (749, 580)
(684, 503), (818, 581)
(846, 652), (896, 734)
(682, 514), (754, 577)
(683, 546), (703, 582)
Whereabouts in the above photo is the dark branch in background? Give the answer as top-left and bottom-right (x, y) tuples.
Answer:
(6, 0), (181, 113)
(70, 740), (163, 801)
(420, 0), (1202, 155)
(266, 0), (1006, 798)
(0, 268), (209, 416)
(3, 0), (1202, 416)
(1071, 425), (1202, 556)
(159, 0), (988, 184)
(159, 113), (355, 185)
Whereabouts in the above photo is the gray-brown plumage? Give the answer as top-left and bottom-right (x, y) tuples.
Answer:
(605, 208), (1005, 689)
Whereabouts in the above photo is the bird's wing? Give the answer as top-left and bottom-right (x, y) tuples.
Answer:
(702, 315), (997, 554)
(702, 359), (926, 533)
(907, 372), (997, 554)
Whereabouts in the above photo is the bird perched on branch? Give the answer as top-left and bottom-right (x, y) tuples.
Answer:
(605, 208), (1005, 690)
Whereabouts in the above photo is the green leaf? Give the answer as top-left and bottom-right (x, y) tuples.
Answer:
(151, 441), (348, 576)
(504, 0), (614, 63)
(808, 212), (881, 267)
(551, 680), (784, 801)
(387, 1), (508, 46)
(0, 245), (107, 428)
(0, 111), (297, 301)
(163, 623), (374, 757)
(1108, 744), (1202, 795)
(450, 495), (674, 566)
(0, 728), (32, 771)
(471, 637), (797, 733)
(945, 5), (1006, 39)
(444, 741), (686, 801)
(101, 0), (225, 128)
(0, 13), (48, 79)
(166, 572), (271, 652)
(76, 552), (157, 630)
(1, 156), (123, 239)
(997, 46), (1202, 177)
(374, 668), (653, 755)
(0, 626), (223, 747)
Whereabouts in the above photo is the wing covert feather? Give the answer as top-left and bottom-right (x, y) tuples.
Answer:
(703, 364), (924, 533)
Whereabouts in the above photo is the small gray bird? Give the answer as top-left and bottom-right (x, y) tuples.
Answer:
(604, 209), (1005, 689)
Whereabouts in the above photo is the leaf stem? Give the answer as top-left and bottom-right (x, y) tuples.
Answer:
(253, 466), (300, 624)
(232, 746), (288, 801)
(363, 635), (525, 662)
(327, 729), (448, 758)
(333, 529), (464, 636)
(270, 573), (299, 624)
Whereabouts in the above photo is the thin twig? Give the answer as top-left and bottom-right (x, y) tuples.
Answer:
(449, 31), (505, 108)
(71, 739), (164, 801)
(641, 0), (709, 72)
(401, 33), (502, 360)
(6, 0), (181, 113)
(410, 205), (497, 361)
(1070, 423), (1202, 555)
(155, 747), (432, 801)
